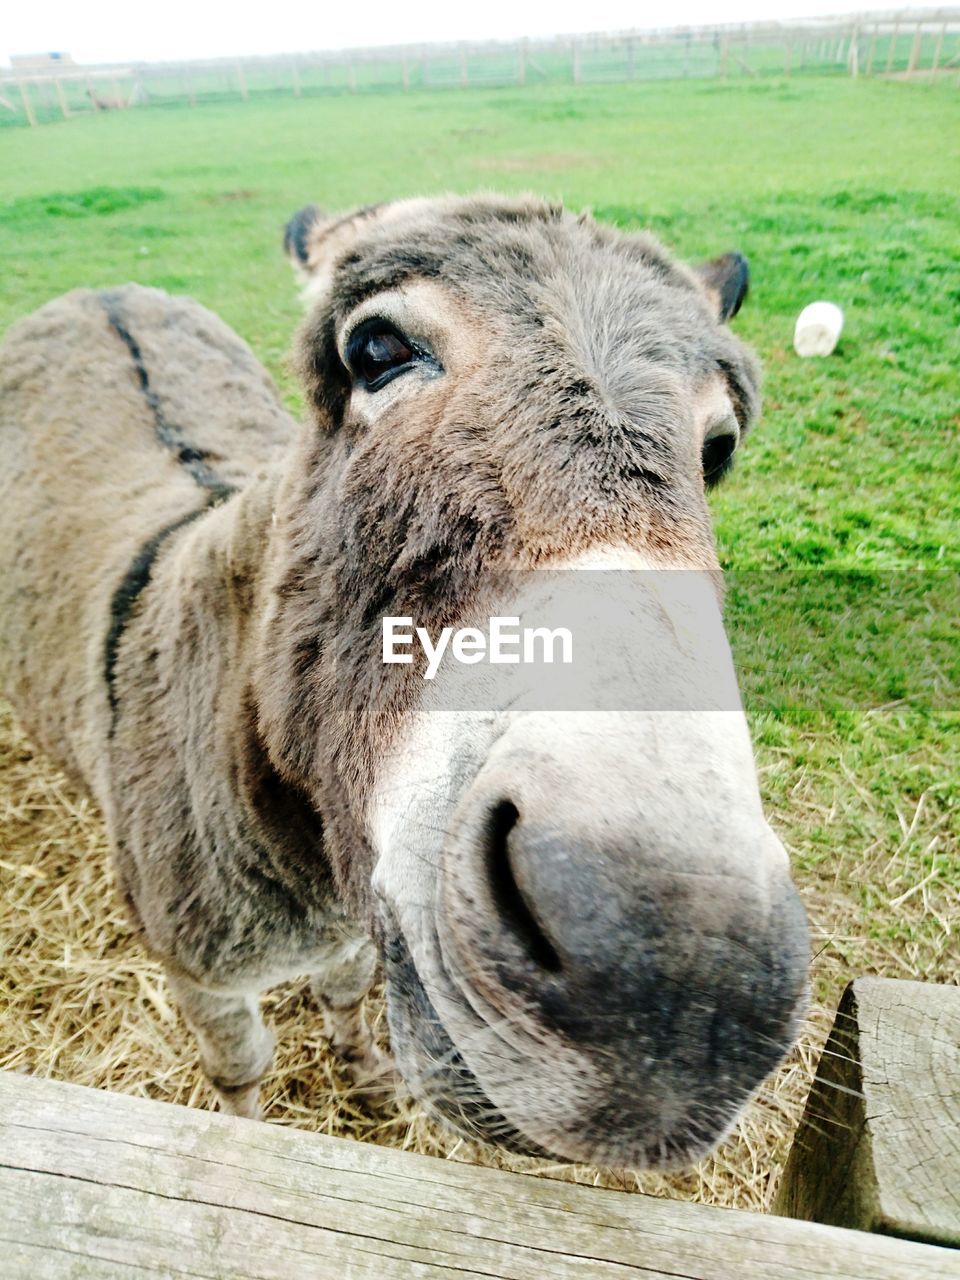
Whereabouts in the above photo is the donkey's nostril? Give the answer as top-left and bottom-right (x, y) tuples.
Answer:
(485, 801), (562, 973)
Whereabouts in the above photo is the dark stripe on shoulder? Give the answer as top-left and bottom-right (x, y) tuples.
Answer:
(104, 506), (208, 734)
(99, 290), (237, 502)
(99, 290), (242, 731)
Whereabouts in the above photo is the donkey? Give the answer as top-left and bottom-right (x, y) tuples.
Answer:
(0, 196), (808, 1169)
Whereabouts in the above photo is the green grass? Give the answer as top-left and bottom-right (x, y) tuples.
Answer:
(1, 78), (957, 977)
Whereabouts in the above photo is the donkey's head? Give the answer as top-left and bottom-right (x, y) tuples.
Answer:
(262, 196), (808, 1169)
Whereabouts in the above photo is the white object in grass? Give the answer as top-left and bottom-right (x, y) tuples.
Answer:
(794, 301), (844, 357)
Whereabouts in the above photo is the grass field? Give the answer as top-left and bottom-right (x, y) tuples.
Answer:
(1, 77), (958, 1210)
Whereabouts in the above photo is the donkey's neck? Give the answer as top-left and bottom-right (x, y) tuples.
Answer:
(130, 467), (337, 915)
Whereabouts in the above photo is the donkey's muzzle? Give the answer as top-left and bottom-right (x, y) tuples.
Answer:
(435, 759), (809, 1165)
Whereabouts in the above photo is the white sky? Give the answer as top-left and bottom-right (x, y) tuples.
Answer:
(3, 1), (934, 66)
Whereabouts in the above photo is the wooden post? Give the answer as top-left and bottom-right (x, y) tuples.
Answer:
(517, 40), (526, 86)
(849, 25), (859, 79)
(1, 1071), (955, 1279)
(236, 61), (248, 100)
(907, 23), (923, 78)
(572, 39), (581, 84)
(54, 76), (70, 119)
(17, 78), (36, 126)
(735, 44), (755, 77)
(886, 21), (900, 73)
(776, 978), (960, 1249)
(931, 21), (946, 77)
(865, 23), (878, 76)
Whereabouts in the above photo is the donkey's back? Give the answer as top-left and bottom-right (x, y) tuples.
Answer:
(0, 285), (295, 790)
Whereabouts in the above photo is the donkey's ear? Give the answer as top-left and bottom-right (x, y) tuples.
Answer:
(283, 204), (325, 273)
(283, 202), (386, 295)
(696, 252), (749, 322)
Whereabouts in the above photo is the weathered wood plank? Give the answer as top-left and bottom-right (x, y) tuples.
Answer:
(776, 977), (960, 1248)
(1, 1071), (957, 1278)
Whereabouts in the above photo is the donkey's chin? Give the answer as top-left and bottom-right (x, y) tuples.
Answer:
(381, 927), (771, 1171)
(381, 926), (551, 1158)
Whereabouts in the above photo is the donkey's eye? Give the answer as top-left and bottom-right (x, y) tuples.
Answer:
(702, 416), (740, 487)
(345, 320), (418, 391)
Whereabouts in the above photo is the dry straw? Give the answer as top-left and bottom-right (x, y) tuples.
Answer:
(1, 697), (955, 1211)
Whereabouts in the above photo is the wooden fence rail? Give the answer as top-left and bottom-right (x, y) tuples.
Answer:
(1, 1067), (958, 1278)
(3, 9), (960, 127)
